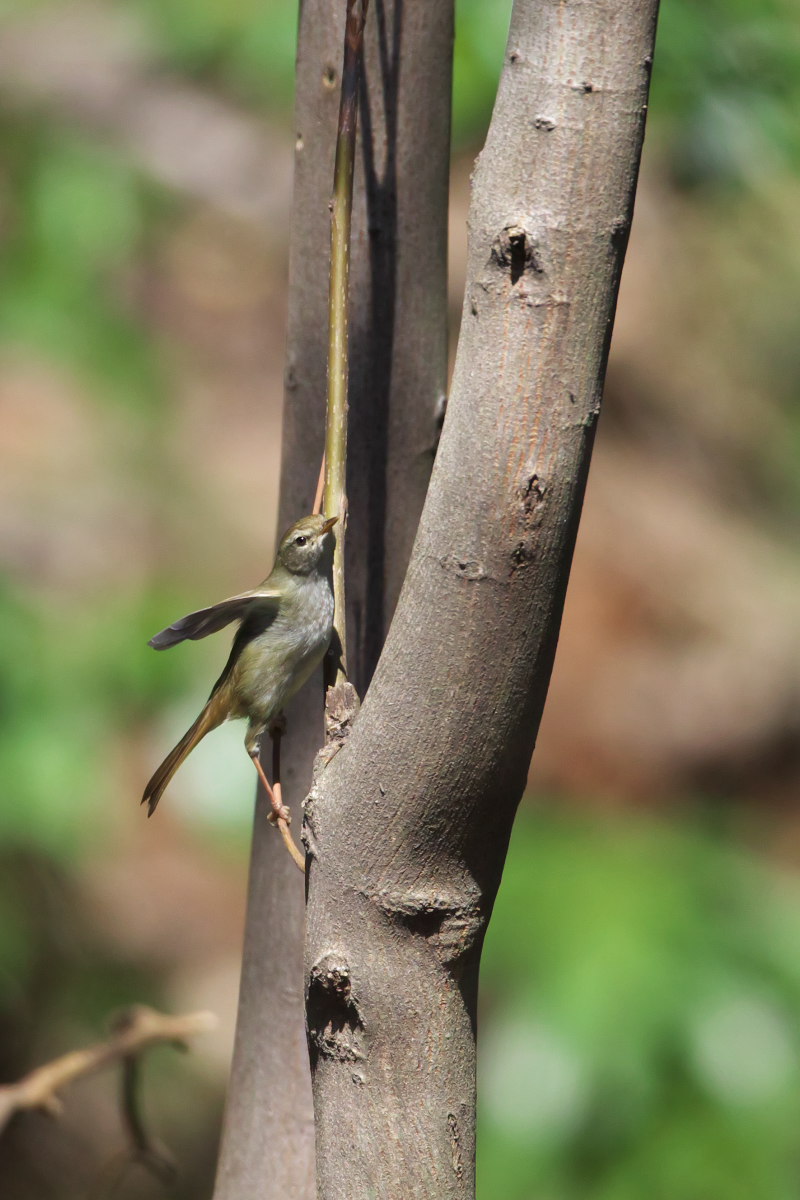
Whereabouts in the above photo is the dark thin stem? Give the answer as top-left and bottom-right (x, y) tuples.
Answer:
(120, 1055), (176, 1184)
(324, 0), (370, 686)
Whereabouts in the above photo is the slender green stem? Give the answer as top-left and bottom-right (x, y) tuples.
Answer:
(324, 0), (369, 684)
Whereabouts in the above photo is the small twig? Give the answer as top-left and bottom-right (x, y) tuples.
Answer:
(324, 0), (370, 688)
(0, 1006), (217, 1135)
(89, 1052), (177, 1199)
(312, 453), (326, 516)
(90, 1149), (174, 1200)
(120, 1052), (177, 1181)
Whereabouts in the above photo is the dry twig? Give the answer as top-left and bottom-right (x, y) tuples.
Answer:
(0, 1005), (217, 1134)
(88, 1050), (178, 1198)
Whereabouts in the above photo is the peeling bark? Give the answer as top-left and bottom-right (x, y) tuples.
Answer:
(305, 1), (661, 1197)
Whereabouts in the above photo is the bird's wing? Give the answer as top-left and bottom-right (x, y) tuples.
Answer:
(148, 588), (280, 650)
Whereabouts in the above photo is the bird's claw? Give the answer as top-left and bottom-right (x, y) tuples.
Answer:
(268, 804), (292, 825)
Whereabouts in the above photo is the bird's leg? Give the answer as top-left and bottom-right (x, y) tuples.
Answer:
(246, 723), (305, 874)
(249, 752), (291, 824)
(246, 725), (290, 824)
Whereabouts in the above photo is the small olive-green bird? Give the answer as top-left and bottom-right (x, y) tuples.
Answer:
(142, 513), (337, 816)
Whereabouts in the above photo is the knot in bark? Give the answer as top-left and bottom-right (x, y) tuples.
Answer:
(491, 224), (543, 285)
(373, 890), (484, 967)
(307, 953), (365, 1064)
(439, 553), (487, 582)
(519, 471), (547, 522)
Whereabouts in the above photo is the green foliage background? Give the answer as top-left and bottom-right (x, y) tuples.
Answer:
(0, 1), (799, 1197)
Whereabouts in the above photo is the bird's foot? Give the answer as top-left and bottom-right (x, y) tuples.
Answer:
(267, 802), (292, 825)
(251, 753), (291, 823)
(249, 750), (305, 873)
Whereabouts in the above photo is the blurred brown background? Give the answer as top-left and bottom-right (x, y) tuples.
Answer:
(0, 2), (799, 1198)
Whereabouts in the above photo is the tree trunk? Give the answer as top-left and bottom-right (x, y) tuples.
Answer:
(212, 2), (453, 1196)
(304, 1), (660, 1197)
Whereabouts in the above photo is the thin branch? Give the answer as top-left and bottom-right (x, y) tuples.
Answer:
(0, 1006), (217, 1134)
(119, 1050), (177, 1180)
(312, 453), (326, 516)
(323, 0), (370, 686)
(89, 1052), (177, 1199)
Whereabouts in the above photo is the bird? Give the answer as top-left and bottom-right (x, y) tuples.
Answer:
(142, 513), (337, 818)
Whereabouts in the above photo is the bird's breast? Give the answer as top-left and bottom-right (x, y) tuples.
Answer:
(231, 576), (334, 723)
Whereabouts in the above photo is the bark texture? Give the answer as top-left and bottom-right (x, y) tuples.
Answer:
(212, 1), (453, 1196)
(346, 0), (454, 694)
(305, 2), (660, 1197)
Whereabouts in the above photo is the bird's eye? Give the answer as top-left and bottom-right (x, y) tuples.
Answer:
(295, 535), (308, 546)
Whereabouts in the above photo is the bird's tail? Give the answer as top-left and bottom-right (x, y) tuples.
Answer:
(142, 702), (224, 817)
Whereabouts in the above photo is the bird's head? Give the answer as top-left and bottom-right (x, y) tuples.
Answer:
(276, 513), (338, 576)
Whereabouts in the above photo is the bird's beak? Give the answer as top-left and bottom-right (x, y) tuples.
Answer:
(320, 516), (338, 535)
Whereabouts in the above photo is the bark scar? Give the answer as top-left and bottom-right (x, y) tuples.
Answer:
(307, 954), (365, 1064)
(323, 680), (360, 755)
(304, 682), (360, 858)
(439, 553), (486, 582)
(371, 890), (483, 965)
(491, 225), (543, 285)
(448, 1112), (464, 1182)
(520, 471), (546, 521)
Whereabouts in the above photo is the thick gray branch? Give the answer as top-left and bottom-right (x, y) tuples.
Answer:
(305, 1), (660, 1196)
(212, 1), (452, 1196)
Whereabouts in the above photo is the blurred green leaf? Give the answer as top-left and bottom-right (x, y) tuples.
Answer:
(0, 119), (164, 411)
(479, 811), (800, 1200)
